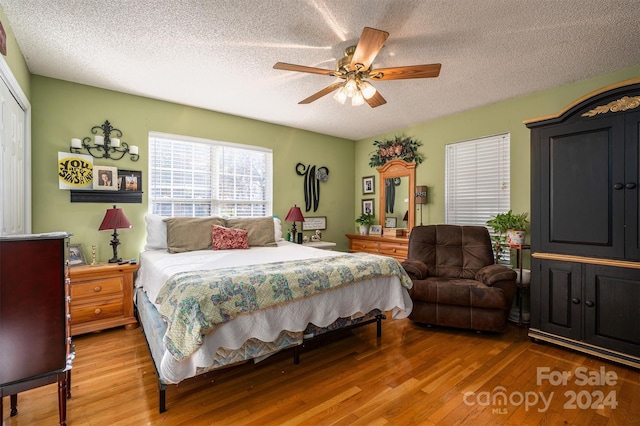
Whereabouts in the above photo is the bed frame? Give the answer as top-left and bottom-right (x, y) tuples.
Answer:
(135, 287), (386, 413)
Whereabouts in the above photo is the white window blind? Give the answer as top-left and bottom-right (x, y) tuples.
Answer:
(149, 132), (272, 217)
(445, 133), (510, 226)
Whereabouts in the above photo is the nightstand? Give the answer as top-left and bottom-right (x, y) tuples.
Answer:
(68, 262), (139, 336)
(302, 241), (336, 250)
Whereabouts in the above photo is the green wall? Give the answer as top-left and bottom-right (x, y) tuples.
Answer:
(30, 76), (355, 260)
(355, 65), (640, 228)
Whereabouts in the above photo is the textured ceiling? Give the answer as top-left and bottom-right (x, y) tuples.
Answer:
(2, 0), (640, 140)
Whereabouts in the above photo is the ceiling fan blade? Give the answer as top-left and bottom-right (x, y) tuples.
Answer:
(350, 27), (389, 71)
(299, 82), (344, 104)
(366, 91), (387, 108)
(370, 64), (441, 80)
(274, 62), (336, 76)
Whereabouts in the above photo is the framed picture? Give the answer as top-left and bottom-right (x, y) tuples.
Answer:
(302, 216), (327, 231)
(118, 169), (142, 192)
(93, 165), (118, 190)
(362, 175), (375, 194)
(385, 217), (397, 228)
(69, 244), (86, 266)
(362, 199), (374, 216)
(369, 224), (382, 235)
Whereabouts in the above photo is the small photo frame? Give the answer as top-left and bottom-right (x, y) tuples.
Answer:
(69, 244), (86, 266)
(362, 176), (375, 194)
(362, 199), (374, 216)
(118, 169), (142, 192)
(385, 217), (397, 228)
(369, 225), (382, 235)
(93, 165), (118, 190)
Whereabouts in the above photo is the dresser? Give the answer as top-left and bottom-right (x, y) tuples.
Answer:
(0, 233), (72, 425)
(346, 234), (409, 261)
(68, 263), (139, 336)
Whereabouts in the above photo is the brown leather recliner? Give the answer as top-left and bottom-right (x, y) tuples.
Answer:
(401, 225), (517, 332)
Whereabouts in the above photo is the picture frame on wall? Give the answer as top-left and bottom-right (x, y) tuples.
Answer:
(385, 217), (397, 228)
(93, 165), (118, 190)
(362, 176), (375, 194)
(118, 169), (142, 192)
(69, 244), (86, 266)
(362, 199), (374, 216)
(302, 216), (327, 231)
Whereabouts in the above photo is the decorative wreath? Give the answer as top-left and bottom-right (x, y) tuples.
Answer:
(368, 135), (423, 167)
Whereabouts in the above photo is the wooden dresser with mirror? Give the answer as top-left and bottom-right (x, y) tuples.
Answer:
(347, 159), (415, 261)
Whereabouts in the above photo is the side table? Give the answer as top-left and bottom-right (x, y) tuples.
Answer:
(509, 244), (531, 327)
(68, 262), (139, 336)
(302, 241), (336, 250)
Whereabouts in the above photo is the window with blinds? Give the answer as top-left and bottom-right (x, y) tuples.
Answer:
(445, 133), (510, 226)
(149, 133), (272, 217)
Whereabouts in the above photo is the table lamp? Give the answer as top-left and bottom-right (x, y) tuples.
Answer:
(98, 204), (132, 263)
(285, 205), (305, 243)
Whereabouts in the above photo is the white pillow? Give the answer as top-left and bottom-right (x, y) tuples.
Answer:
(273, 217), (284, 241)
(144, 214), (167, 250)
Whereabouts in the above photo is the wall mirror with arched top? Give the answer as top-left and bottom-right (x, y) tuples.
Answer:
(376, 159), (416, 231)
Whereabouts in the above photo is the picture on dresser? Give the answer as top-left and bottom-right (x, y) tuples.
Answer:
(370, 225), (382, 235)
(69, 244), (86, 266)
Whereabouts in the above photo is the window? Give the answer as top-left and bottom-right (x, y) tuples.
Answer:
(149, 132), (272, 217)
(445, 133), (510, 226)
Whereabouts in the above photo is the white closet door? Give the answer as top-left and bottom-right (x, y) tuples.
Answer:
(0, 76), (27, 235)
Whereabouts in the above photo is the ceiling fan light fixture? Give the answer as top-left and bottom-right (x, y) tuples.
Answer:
(344, 77), (358, 98)
(333, 86), (347, 104)
(352, 91), (365, 106)
(359, 80), (377, 99)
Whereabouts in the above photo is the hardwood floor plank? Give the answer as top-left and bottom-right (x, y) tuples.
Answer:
(2, 317), (639, 425)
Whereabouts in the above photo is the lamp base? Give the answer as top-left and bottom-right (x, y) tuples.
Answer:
(108, 230), (122, 264)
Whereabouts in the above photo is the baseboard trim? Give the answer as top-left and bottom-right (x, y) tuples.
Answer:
(528, 328), (640, 370)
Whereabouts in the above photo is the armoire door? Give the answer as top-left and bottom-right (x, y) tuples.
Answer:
(537, 259), (583, 340)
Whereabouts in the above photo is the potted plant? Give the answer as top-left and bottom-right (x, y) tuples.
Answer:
(486, 210), (529, 262)
(355, 213), (376, 235)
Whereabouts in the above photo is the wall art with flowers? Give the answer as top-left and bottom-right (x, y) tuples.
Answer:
(368, 135), (423, 167)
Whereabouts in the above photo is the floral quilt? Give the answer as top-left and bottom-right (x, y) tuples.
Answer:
(155, 252), (412, 361)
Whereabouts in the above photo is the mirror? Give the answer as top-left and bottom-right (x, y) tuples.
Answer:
(377, 159), (416, 232)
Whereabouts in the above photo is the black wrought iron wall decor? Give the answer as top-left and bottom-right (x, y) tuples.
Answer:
(385, 177), (401, 213)
(296, 163), (329, 212)
(70, 120), (139, 161)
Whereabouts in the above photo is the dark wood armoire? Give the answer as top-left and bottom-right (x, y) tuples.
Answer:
(526, 78), (640, 369)
(0, 233), (73, 425)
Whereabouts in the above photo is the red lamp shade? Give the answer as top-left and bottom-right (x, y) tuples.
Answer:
(98, 205), (131, 231)
(285, 205), (305, 223)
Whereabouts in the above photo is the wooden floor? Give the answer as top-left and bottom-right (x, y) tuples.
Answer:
(2, 318), (639, 425)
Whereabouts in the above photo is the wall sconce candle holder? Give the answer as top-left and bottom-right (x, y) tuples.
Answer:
(70, 120), (139, 161)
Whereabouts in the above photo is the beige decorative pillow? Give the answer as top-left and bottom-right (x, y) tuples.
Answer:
(226, 217), (277, 247)
(163, 216), (227, 253)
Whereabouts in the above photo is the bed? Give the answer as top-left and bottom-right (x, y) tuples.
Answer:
(135, 215), (413, 412)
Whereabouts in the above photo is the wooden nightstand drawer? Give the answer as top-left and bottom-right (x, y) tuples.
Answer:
(70, 276), (123, 299)
(71, 299), (124, 324)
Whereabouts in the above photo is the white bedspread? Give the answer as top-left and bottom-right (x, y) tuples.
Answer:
(136, 241), (412, 383)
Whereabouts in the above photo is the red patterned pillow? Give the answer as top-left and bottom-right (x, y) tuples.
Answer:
(211, 225), (249, 250)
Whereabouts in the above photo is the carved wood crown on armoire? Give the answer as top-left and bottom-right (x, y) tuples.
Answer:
(0, 233), (73, 425)
(525, 78), (640, 369)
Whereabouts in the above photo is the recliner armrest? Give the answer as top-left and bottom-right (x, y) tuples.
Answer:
(401, 259), (428, 280)
(475, 264), (517, 286)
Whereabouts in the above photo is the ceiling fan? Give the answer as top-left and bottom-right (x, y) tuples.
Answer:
(273, 27), (441, 108)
